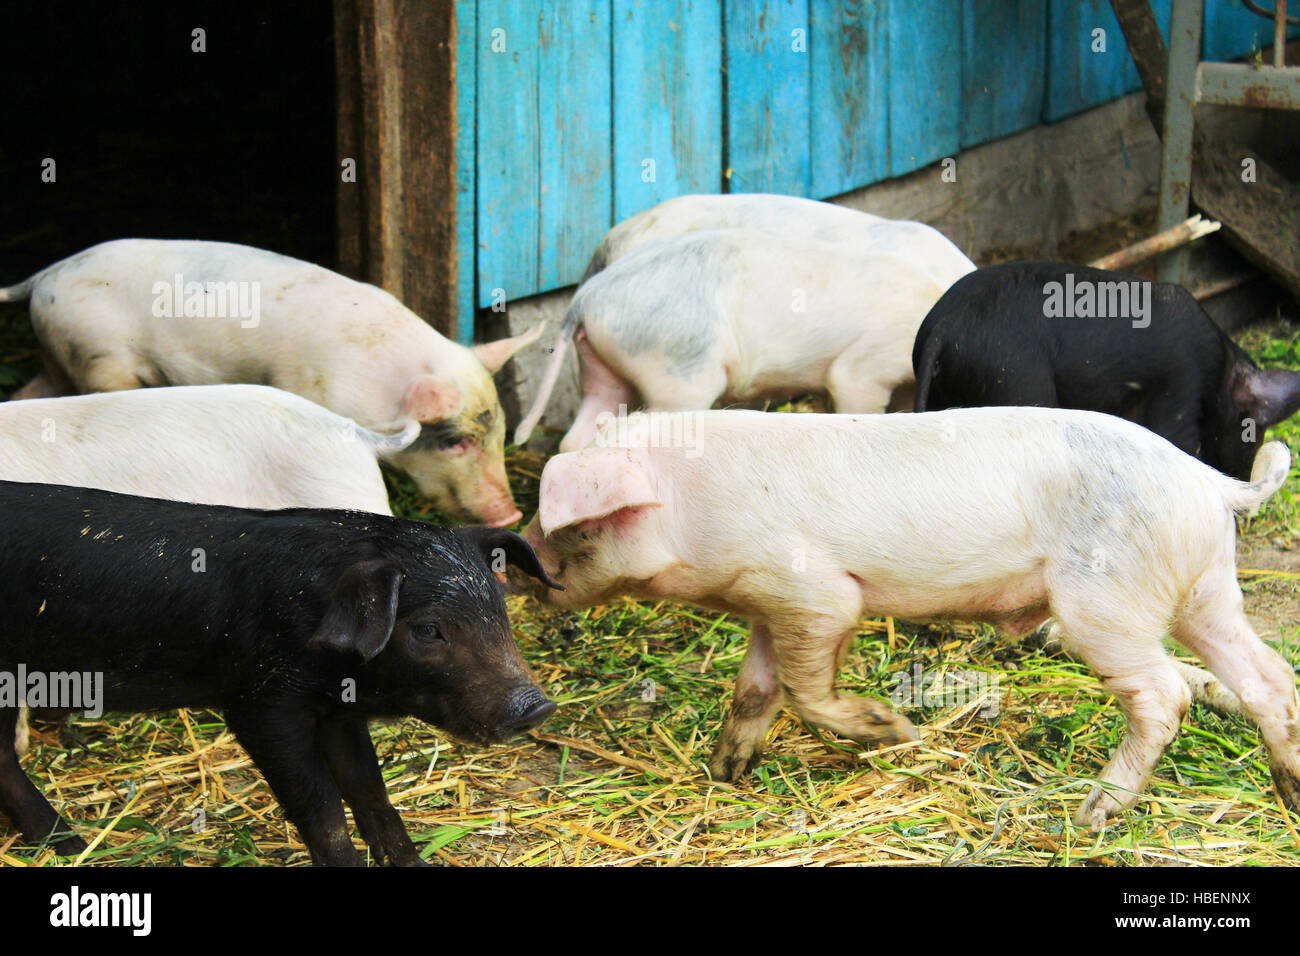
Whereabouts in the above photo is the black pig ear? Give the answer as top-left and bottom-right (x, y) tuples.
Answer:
(308, 559), (403, 662)
(458, 527), (564, 590)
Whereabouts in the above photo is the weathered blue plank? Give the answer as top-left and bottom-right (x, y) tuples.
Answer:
(537, 1), (612, 291)
(725, 0), (812, 195)
(810, 0), (888, 197)
(1203, 0), (1300, 62)
(887, 0), (961, 176)
(1044, 0), (1172, 121)
(476, 0), (539, 307)
(454, 0), (476, 344)
(612, 0), (723, 222)
(961, 0), (1047, 148)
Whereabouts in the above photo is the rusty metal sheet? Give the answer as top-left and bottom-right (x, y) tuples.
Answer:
(1197, 62), (1300, 108)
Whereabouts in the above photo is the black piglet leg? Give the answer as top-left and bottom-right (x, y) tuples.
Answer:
(223, 705), (362, 866)
(0, 707), (86, 855)
(318, 715), (426, 867)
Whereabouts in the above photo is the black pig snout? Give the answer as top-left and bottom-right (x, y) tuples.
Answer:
(497, 685), (556, 736)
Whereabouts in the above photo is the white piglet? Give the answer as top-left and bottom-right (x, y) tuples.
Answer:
(520, 409), (1300, 828)
(516, 228), (956, 452)
(0, 384), (412, 514)
(0, 383), (417, 756)
(580, 192), (975, 288)
(1, 239), (541, 525)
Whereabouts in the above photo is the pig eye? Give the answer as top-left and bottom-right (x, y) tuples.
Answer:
(410, 623), (447, 644)
(411, 422), (470, 453)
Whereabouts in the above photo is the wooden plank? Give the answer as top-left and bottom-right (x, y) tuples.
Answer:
(332, 0), (458, 339)
(393, 0), (457, 336)
(334, 0), (365, 276)
(1045, 0), (1172, 121)
(1109, 0), (1170, 126)
(537, 0), (612, 290)
(476, 0), (539, 307)
(612, 0), (723, 222)
(454, 0), (476, 344)
(960, 0), (1046, 148)
(334, 0), (386, 281)
(724, 0), (812, 195)
(1193, 132), (1300, 302)
(810, 0), (888, 197)
(1203, 0), (1300, 63)
(887, 0), (961, 176)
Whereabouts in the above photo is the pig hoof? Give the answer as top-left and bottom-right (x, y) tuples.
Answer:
(708, 746), (763, 783)
(1073, 788), (1121, 831)
(856, 702), (920, 746)
(388, 844), (431, 867)
(1269, 760), (1300, 816)
(52, 834), (88, 857)
(1021, 620), (1059, 653)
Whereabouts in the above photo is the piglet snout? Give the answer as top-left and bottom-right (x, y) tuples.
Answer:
(497, 686), (556, 737)
(485, 509), (524, 528)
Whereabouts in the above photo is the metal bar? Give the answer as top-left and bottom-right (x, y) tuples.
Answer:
(1157, 0), (1205, 284)
(1197, 62), (1300, 107)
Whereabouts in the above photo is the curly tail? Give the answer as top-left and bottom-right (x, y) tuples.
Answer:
(1223, 441), (1292, 515)
(513, 299), (583, 445)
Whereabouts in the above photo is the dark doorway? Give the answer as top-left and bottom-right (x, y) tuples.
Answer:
(0, 2), (336, 284)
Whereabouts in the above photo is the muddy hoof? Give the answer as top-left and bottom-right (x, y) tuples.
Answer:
(52, 833), (88, 857)
(1270, 760), (1300, 815)
(1021, 620), (1063, 655)
(708, 745), (763, 783)
(858, 701), (920, 745)
(1073, 786), (1123, 831)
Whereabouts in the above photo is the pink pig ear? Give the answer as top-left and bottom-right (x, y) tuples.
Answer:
(402, 375), (463, 422)
(539, 447), (662, 535)
(473, 324), (545, 374)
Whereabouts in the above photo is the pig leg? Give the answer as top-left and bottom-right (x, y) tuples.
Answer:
(1172, 567), (1300, 814)
(1171, 659), (1246, 718)
(763, 587), (919, 760)
(1027, 622), (1247, 718)
(0, 707), (86, 855)
(318, 716), (427, 867)
(225, 706), (364, 866)
(559, 331), (640, 453)
(1047, 594), (1190, 828)
(710, 624), (787, 781)
(777, 626), (918, 747)
(825, 345), (905, 415)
